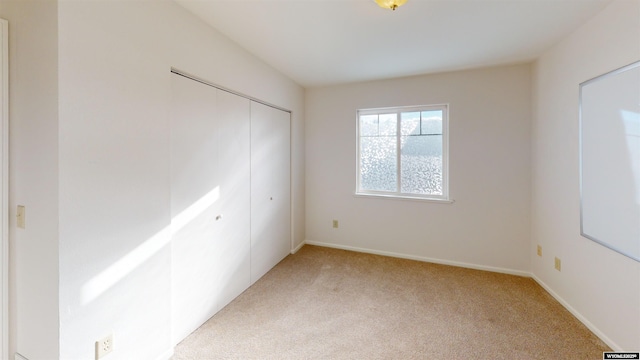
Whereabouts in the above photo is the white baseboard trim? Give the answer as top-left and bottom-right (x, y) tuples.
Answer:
(530, 274), (621, 352)
(154, 348), (174, 360)
(304, 240), (531, 277)
(14, 347), (174, 360)
(291, 240), (306, 254)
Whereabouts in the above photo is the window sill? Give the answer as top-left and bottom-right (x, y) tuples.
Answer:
(354, 192), (454, 204)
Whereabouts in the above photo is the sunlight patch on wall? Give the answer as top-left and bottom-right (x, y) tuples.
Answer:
(81, 226), (171, 305)
(81, 186), (221, 305)
(171, 186), (220, 235)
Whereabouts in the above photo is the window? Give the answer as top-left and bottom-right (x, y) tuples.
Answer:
(356, 104), (449, 201)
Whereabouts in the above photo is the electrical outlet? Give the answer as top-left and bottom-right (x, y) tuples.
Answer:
(554, 257), (561, 271)
(536, 245), (542, 257)
(332, 220), (339, 228)
(95, 334), (113, 359)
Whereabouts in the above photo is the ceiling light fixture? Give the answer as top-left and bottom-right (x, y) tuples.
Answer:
(374, 0), (407, 11)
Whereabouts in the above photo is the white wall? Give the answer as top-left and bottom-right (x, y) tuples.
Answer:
(55, 1), (304, 359)
(0, 1), (60, 358)
(0, 0), (304, 358)
(305, 64), (532, 274)
(531, 0), (640, 351)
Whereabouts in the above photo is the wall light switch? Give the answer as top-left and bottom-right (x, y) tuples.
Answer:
(332, 220), (339, 228)
(16, 205), (25, 229)
(537, 245), (542, 257)
(554, 257), (561, 271)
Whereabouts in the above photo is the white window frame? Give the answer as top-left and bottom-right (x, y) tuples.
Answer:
(355, 104), (450, 202)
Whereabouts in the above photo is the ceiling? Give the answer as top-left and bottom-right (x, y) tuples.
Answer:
(174, 0), (612, 88)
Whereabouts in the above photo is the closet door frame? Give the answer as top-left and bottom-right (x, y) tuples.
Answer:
(171, 68), (293, 345)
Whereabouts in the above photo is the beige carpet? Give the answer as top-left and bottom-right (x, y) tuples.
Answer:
(172, 245), (609, 359)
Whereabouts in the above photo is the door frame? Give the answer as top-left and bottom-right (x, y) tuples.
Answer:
(1, 17), (9, 360)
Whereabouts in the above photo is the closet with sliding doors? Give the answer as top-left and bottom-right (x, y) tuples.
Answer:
(170, 70), (291, 345)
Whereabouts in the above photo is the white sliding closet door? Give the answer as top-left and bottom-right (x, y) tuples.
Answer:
(170, 74), (251, 345)
(250, 101), (291, 283)
(216, 90), (251, 309)
(171, 73), (221, 344)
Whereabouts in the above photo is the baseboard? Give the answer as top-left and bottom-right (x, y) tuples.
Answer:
(13, 347), (175, 360)
(530, 274), (622, 352)
(291, 240), (306, 254)
(154, 348), (174, 360)
(304, 240), (530, 277)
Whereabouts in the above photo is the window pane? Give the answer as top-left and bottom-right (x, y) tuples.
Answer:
(421, 110), (442, 135)
(360, 115), (379, 137)
(378, 113), (397, 136)
(360, 135), (397, 192)
(400, 134), (443, 195)
(357, 105), (447, 199)
(401, 112), (420, 136)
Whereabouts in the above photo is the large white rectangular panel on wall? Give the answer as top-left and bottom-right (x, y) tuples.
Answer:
(580, 60), (640, 262)
(250, 101), (291, 283)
